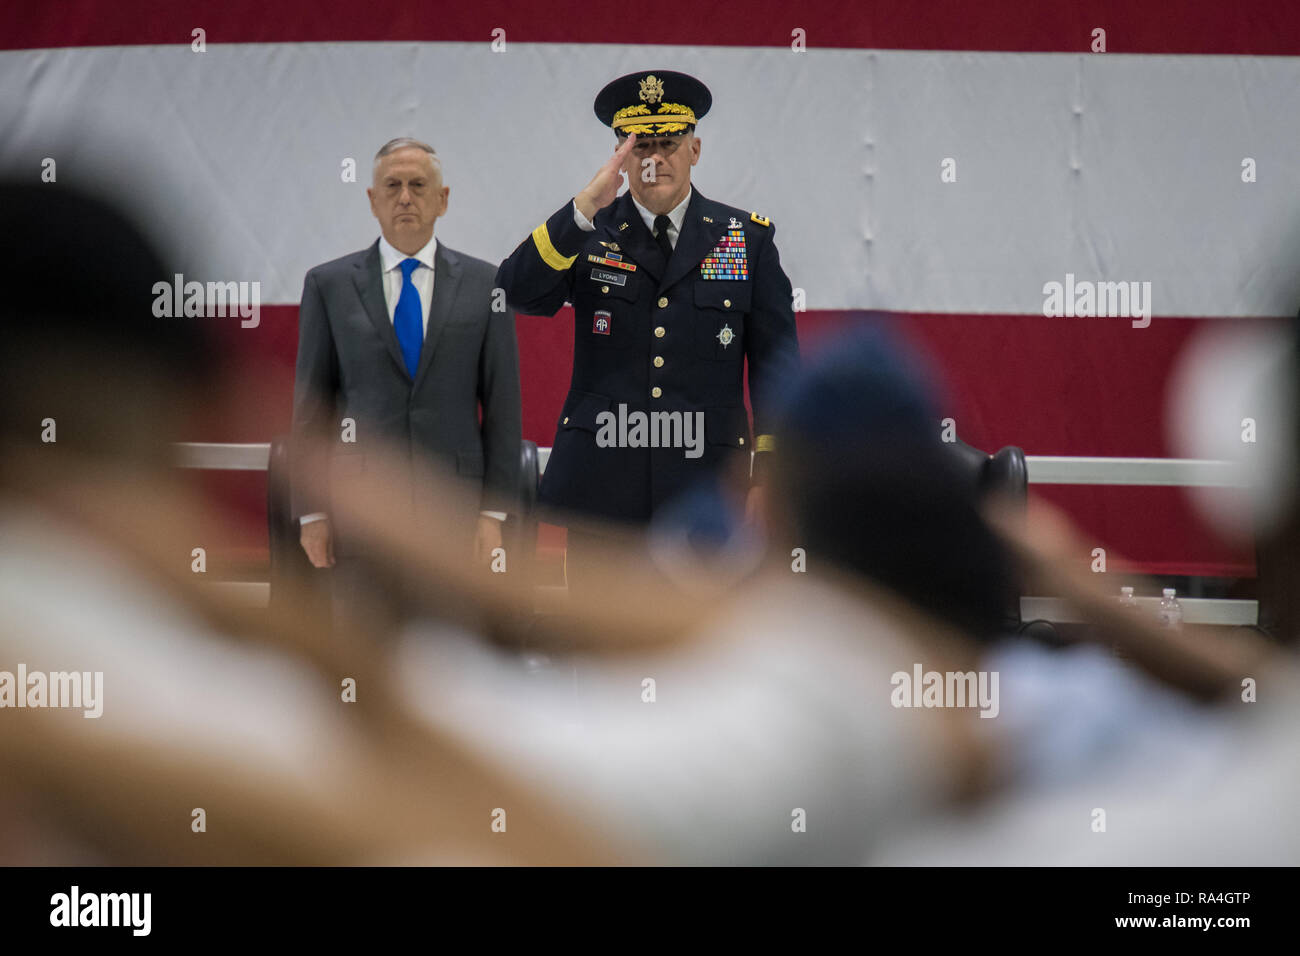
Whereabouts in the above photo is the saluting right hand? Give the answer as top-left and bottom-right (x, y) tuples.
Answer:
(575, 133), (637, 222)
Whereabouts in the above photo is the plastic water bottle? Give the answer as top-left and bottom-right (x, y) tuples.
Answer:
(1157, 588), (1183, 629)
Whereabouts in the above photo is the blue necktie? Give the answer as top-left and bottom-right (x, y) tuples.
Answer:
(393, 257), (423, 379)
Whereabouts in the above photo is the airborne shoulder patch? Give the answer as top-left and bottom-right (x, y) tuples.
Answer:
(750, 211), (771, 227)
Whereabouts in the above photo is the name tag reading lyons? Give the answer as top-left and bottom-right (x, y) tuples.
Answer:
(589, 268), (627, 286)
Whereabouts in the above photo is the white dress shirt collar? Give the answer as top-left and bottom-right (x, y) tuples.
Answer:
(378, 232), (437, 274)
(630, 187), (693, 242)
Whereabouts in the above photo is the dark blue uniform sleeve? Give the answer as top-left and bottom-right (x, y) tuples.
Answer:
(744, 221), (800, 468)
(495, 200), (586, 316)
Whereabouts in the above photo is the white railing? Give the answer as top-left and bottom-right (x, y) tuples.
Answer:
(173, 443), (1252, 487)
(1025, 456), (1245, 487)
(176, 444), (1260, 624)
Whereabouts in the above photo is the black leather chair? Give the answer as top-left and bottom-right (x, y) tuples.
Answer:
(946, 439), (1030, 632)
(503, 440), (541, 589)
(267, 437), (541, 609)
(948, 438), (1028, 506)
(266, 437), (315, 612)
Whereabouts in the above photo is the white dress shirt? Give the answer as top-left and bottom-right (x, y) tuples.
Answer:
(573, 187), (693, 248)
(301, 232), (504, 524)
(377, 233), (436, 333)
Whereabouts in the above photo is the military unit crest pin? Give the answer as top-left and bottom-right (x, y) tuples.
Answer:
(716, 323), (735, 348)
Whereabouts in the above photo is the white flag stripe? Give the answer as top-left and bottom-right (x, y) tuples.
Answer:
(1, 42), (1296, 314)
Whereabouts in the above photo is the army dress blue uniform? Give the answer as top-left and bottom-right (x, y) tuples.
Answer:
(498, 188), (799, 526)
(495, 70), (799, 529)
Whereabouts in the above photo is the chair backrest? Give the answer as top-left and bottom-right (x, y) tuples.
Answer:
(947, 438), (1028, 505)
(985, 445), (1029, 504)
(266, 436), (313, 612)
(946, 439), (1030, 631)
(504, 440), (540, 587)
(517, 440), (539, 514)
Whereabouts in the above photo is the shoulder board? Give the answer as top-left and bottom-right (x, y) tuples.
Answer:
(750, 211), (771, 227)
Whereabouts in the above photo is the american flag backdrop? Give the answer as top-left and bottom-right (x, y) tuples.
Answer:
(3, 0), (1299, 576)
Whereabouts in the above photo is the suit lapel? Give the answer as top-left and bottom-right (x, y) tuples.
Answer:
(660, 189), (727, 293)
(600, 192), (663, 284)
(353, 241), (409, 379)
(412, 240), (462, 391)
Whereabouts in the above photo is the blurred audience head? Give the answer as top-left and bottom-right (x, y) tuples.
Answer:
(0, 180), (214, 486)
(1166, 314), (1300, 644)
(768, 320), (1017, 641)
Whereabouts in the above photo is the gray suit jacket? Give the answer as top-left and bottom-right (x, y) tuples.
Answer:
(290, 239), (521, 545)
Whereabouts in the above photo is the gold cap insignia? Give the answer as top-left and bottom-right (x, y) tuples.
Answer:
(639, 74), (665, 103)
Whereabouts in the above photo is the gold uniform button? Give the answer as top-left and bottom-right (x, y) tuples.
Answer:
(654, 326), (666, 338)
(739, 437), (745, 445)
(724, 298), (731, 308)
(653, 356), (664, 368)
(657, 296), (669, 308)
(563, 417), (569, 424)
(601, 285), (610, 294)
(651, 387), (662, 398)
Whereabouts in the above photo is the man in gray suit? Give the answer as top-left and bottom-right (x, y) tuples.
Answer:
(291, 138), (521, 595)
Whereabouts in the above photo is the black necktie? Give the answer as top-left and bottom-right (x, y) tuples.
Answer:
(653, 214), (674, 262)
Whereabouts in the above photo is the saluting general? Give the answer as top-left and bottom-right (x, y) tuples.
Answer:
(496, 70), (799, 589)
